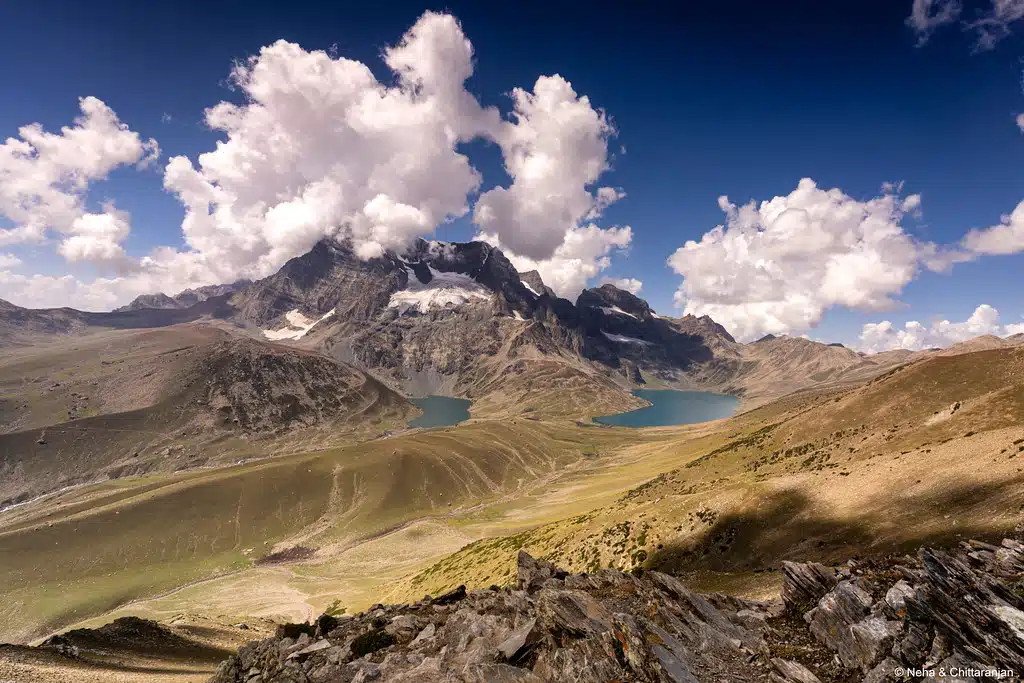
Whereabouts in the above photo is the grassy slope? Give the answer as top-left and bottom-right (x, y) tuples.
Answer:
(0, 419), (647, 643)
(381, 346), (1024, 602)
(5, 345), (1024, 650)
(29, 418), (729, 639)
(467, 358), (646, 419)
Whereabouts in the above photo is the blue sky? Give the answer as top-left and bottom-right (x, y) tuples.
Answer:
(1, 0), (1023, 349)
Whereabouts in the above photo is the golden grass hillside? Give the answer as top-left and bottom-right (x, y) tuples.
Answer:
(384, 346), (1024, 602)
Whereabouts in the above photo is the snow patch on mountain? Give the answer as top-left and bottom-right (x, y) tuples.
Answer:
(602, 331), (651, 345)
(389, 266), (490, 314)
(522, 281), (540, 297)
(263, 308), (336, 340)
(598, 305), (638, 319)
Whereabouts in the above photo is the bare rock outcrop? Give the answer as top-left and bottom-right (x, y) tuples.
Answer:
(209, 552), (774, 683)
(781, 538), (1024, 681)
(209, 537), (1024, 682)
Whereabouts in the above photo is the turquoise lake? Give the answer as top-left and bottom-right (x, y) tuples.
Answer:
(408, 395), (472, 428)
(594, 389), (739, 427)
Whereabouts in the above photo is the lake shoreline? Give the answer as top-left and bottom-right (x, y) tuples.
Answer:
(408, 395), (472, 428)
(594, 389), (739, 428)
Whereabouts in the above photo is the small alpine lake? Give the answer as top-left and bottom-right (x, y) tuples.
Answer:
(594, 389), (739, 427)
(408, 395), (472, 428)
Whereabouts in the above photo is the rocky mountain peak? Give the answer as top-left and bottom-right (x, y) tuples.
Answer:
(114, 292), (180, 312)
(673, 314), (737, 345)
(395, 239), (536, 311)
(519, 270), (556, 298)
(577, 284), (653, 321)
(233, 238), (402, 327)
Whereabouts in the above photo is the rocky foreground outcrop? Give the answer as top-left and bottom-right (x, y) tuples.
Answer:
(209, 541), (1024, 682)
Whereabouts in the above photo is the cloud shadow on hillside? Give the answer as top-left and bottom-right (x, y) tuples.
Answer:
(645, 477), (1024, 576)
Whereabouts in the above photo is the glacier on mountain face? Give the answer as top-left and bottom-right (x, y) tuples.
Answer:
(263, 308), (336, 340)
(388, 265), (490, 314)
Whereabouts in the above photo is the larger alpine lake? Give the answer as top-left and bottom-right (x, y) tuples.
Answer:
(594, 389), (739, 427)
(408, 395), (472, 428)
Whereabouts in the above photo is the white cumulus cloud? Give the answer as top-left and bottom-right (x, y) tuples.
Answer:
(960, 199), (1024, 256)
(667, 178), (927, 342)
(0, 11), (632, 310)
(163, 12), (501, 282)
(859, 304), (1024, 353)
(0, 270), (122, 310)
(0, 96), (157, 249)
(482, 224), (632, 300)
(473, 74), (629, 299)
(56, 203), (134, 269)
(474, 75), (622, 260)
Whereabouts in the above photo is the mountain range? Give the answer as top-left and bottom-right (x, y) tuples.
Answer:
(1, 237), (957, 405)
(2, 237), (1021, 508)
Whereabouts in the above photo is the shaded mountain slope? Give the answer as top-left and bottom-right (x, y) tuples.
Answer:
(0, 326), (413, 508)
(0, 614), (265, 683)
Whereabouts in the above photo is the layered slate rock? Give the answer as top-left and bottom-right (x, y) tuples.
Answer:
(209, 538), (1024, 682)
(780, 560), (838, 613)
(781, 538), (1024, 681)
(209, 551), (774, 683)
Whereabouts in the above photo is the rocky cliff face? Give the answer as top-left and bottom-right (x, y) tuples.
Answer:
(576, 285), (728, 384)
(227, 239), (628, 403)
(231, 239), (736, 401)
(231, 240), (402, 327)
(775, 536), (1024, 682)
(207, 538), (1024, 682)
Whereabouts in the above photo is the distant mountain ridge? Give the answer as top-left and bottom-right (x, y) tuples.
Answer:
(114, 280), (252, 312)
(4, 237), (1020, 413)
